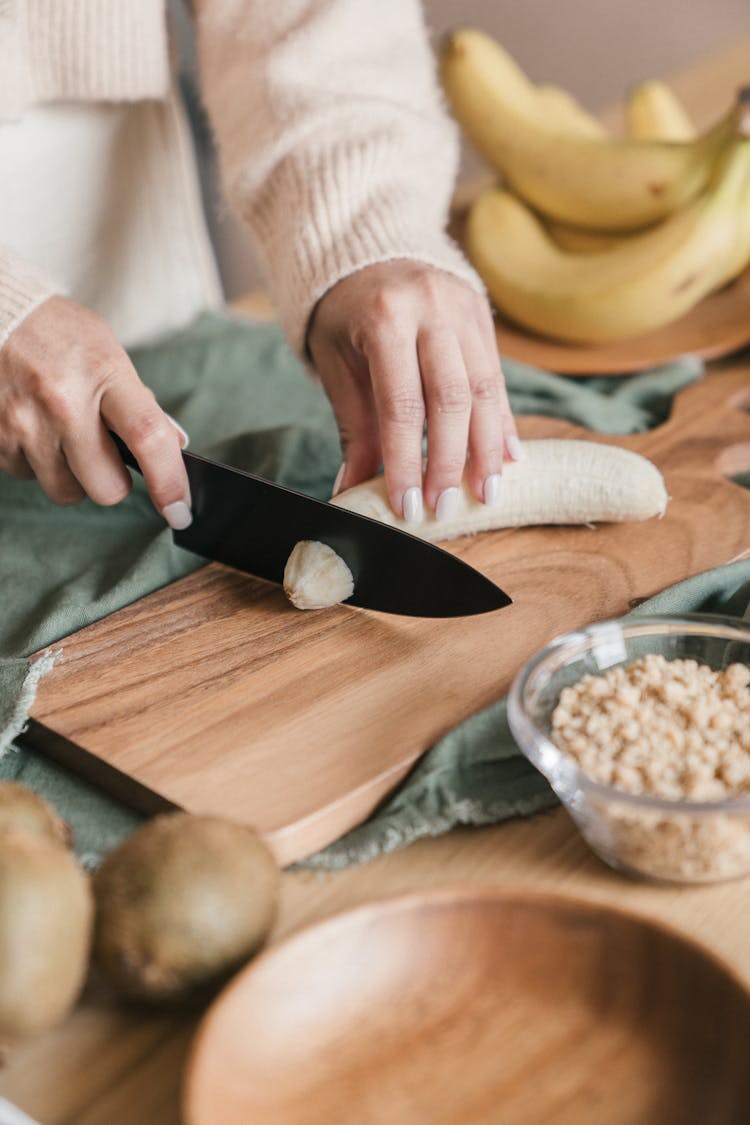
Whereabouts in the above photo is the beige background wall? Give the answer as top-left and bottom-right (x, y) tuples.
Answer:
(195, 0), (750, 298)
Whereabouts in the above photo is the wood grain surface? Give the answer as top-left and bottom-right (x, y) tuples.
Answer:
(183, 886), (750, 1125)
(27, 365), (750, 864)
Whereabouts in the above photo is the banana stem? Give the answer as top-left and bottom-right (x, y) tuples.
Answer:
(739, 86), (750, 138)
(706, 134), (750, 199)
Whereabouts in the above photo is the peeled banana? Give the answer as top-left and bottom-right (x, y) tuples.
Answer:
(331, 441), (667, 535)
(626, 80), (696, 142)
(284, 541), (354, 610)
(282, 441), (668, 609)
(440, 28), (746, 231)
(465, 137), (750, 344)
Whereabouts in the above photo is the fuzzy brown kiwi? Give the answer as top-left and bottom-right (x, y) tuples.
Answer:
(0, 781), (73, 848)
(92, 812), (281, 1004)
(0, 828), (93, 1042)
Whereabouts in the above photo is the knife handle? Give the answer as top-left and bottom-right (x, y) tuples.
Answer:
(109, 432), (142, 475)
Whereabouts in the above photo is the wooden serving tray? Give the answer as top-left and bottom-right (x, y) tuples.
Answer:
(26, 366), (750, 865)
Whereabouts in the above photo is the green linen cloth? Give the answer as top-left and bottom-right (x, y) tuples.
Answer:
(303, 558), (750, 869)
(0, 309), (730, 868)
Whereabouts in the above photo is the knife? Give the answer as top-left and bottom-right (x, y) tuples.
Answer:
(111, 435), (511, 617)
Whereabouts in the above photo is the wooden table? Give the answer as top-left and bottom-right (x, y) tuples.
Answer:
(2, 36), (750, 1125)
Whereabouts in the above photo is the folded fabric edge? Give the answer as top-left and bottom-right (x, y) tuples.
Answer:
(0, 649), (61, 759)
(294, 785), (557, 872)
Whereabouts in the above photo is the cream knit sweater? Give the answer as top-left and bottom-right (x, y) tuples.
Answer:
(0, 0), (481, 356)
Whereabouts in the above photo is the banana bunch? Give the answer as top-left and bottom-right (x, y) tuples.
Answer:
(440, 29), (750, 343)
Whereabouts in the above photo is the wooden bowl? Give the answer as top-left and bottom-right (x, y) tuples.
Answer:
(183, 886), (750, 1125)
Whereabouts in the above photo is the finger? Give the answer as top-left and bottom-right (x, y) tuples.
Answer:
(61, 422), (133, 508)
(364, 330), (425, 521)
(460, 319), (508, 506)
(476, 300), (523, 464)
(101, 374), (192, 529)
(22, 443), (86, 505)
(165, 414), (190, 449)
(0, 449), (35, 479)
(63, 412), (190, 508)
(417, 328), (471, 516)
(312, 340), (381, 495)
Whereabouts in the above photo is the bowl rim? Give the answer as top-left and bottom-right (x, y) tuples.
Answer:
(508, 612), (750, 815)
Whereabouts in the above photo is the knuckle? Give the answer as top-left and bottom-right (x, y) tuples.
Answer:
(27, 375), (77, 425)
(380, 391), (425, 429)
(1, 403), (28, 444)
(95, 362), (127, 390)
(430, 451), (466, 479)
(417, 270), (446, 306)
(470, 376), (502, 405)
(370, 285), (403, 323)
(433, 381), (471, 415)
(128, 405), (170, 450)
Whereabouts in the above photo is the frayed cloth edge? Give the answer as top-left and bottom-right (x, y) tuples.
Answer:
(0, 649), (61, 759)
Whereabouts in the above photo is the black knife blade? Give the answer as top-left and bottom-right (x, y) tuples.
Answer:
(112, 436), (512, 618)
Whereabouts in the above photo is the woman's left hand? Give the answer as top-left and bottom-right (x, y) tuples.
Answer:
(307, 260), (521, 523)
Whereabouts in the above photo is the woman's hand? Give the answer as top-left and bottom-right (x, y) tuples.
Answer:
(0, 296), (192, 528)
(307, 260), (520, 522)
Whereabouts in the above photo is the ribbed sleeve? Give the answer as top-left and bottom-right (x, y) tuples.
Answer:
(0, 245), (60, 348)
(194, 0), (484, 356)
(0, 1), (170, 120)
(25, 0), (170, 102)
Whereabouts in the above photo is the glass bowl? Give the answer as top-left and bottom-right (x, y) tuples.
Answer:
(508, 614), (750, 884)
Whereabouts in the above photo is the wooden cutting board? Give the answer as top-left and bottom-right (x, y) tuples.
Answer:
(25, 365), (750, 865)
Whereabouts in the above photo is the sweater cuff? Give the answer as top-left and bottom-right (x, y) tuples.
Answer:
(242, 150), (485, 358)
(0, 247), (60, 349)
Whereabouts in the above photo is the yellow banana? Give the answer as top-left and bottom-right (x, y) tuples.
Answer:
(465, 139), (750, 344)
(440, 28), (745, 231)
(544, 82), (695, 251)
(626, 80), (696, 141)
(428, 24), (605, 141)
(543, 219), (640, 253)
(535, 84), (607, 139)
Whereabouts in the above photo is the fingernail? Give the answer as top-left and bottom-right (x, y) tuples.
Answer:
(402, 486), (424, 523)
(484, 473), (503, 508)
(166, 414), (190, 449)
(162, 501), (193, 530)
(506, 434), (524, 461)
(332, 463), (346, 498)
(436, 487), (460, 522)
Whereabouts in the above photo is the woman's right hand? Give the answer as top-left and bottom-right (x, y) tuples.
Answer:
(0, 295), (192, 528)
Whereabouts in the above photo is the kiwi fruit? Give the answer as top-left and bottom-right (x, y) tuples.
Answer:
(0, 828), (93, 1042)
(92, 812), (281, 1004)
(0, 781), (72, 848)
